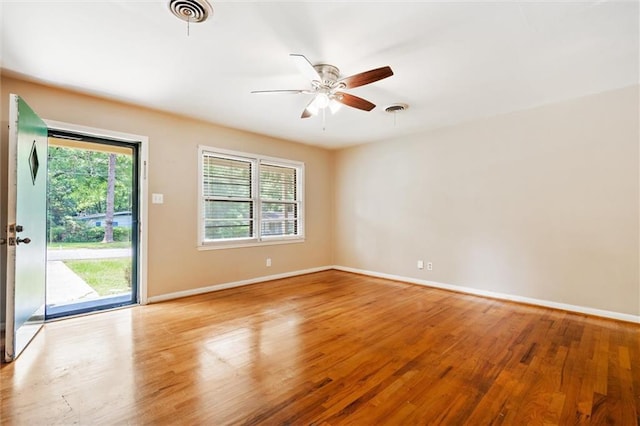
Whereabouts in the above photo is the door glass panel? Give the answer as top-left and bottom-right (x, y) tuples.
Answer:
(45, 136), (138, 319)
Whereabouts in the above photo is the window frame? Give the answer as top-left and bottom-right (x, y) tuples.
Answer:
(198, 145), (305, 250)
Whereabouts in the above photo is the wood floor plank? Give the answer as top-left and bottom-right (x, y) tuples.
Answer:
(1, 270), (638, 425)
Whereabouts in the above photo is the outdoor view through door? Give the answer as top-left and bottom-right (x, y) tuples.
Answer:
(45, 133), (138, 319)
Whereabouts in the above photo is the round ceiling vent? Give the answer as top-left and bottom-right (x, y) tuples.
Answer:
(168, 0), (213, 23)
(385, 103), (409, 113)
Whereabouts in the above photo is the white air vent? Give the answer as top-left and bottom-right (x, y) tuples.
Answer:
(385, 103), (409, 113)
(168, 0), (213, 23)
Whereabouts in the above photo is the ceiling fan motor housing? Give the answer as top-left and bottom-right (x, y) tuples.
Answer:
(313, 64), (340, 87)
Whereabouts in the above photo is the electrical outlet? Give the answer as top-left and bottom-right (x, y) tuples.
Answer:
(417, 260), (424, 269)
(427, 262), (433, 271)
(266, 258), (272, 267)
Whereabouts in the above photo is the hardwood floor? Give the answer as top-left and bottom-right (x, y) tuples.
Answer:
(1, 270), (638, 425)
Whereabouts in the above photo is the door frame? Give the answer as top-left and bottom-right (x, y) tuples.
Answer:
(44, 119), (149, 305)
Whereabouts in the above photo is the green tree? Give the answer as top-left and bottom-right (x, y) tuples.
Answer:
(103, 153), (117, 243)
(47, 145), (133, 242)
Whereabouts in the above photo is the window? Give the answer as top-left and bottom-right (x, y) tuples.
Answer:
(199, 146), (304, 249)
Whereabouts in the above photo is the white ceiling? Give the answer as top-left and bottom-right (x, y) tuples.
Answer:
(1, 1), (638, 149)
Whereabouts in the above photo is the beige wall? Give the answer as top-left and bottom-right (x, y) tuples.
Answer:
(1, 76), (334, 298)
(334, 86), (639, 316)
(2, 75), (637, 317)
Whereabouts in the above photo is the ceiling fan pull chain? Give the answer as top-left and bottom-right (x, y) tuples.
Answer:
(322, 108), (326, 131)
(187, 15), (190, 36)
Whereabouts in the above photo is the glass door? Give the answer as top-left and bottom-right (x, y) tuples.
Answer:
(45, 132), (139, 319)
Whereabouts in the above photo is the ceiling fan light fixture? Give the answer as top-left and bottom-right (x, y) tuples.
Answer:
(314, 93), (330, 109)
(329, 99), (342, 114)
(306, 103), (320, 116)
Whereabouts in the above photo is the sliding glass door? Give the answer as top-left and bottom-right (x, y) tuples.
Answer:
(45, 132), (139, 319)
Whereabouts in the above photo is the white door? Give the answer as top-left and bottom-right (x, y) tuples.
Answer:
(4, 94), (48, 362)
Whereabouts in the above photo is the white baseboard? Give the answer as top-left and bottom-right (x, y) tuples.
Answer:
(147, 266), (333, 304)
(333, 265), (640, 324)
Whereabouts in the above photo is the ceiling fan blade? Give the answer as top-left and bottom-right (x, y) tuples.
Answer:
(334, 92), (376, 111)
(338, 66), (394, 89)
(290, 53), (321, 82)
(301, 95), (321, 119)
(251, 89), (309, 95)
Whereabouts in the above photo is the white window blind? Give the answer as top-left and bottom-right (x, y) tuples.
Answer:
(199, 147), (304, 248)
(202, 155), (254, 241)
(260, 163), (299, 237)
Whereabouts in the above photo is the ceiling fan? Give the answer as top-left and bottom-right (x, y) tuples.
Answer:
(252, 54), (394, 119)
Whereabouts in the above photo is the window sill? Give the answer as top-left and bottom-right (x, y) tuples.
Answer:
(197, 237), (305, 251)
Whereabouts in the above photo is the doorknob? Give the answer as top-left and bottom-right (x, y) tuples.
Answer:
(16, 237), (31, 245)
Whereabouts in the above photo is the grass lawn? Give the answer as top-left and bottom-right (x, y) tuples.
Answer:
(64, 258), (131, 296)
(48, 241), (131, 250)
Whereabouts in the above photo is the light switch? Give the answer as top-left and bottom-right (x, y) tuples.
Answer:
(152, 193), (164, 204)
